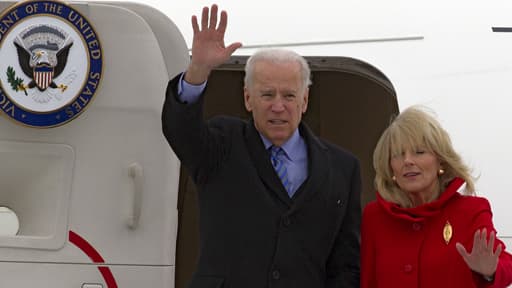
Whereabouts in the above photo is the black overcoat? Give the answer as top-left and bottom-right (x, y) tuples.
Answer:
(162, 75), (361, 288)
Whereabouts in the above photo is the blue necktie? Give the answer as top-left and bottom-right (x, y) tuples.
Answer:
(270, 146), (293, 196)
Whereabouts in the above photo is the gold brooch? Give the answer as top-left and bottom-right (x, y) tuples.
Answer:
(443, 221), (453, 244)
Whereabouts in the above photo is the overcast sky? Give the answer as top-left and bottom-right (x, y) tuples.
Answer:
(91, 0), (421, 54)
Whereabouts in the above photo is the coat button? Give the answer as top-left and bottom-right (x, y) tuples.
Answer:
(412, 223), (421, 231)
(272, 270), (280, 280)
(282, 216), (291, 227)
(403, 264), (413, 273)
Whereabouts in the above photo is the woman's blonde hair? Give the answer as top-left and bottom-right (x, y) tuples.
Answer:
(373, 106), (475, 207)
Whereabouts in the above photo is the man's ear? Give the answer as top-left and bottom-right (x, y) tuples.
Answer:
(302, 87), (309, 113)
(244, 87), (252, 112)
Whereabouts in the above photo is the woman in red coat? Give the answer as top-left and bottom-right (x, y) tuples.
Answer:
(361, 106), (512, 288)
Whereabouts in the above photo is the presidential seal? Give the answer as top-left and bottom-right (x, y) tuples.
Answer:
(0, 0), (102, 128)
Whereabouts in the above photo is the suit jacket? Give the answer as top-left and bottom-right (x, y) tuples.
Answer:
(162, 75), (361, 288)
(361, 177), (512, 288)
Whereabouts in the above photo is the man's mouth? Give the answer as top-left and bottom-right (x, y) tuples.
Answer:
(269, 119), (287, 125)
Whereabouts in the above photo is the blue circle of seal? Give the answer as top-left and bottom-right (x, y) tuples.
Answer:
(0, 0), (103, 128)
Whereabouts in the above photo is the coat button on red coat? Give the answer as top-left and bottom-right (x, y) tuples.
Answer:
(403, 264), (413, 273)
(412, 223), (421, 231)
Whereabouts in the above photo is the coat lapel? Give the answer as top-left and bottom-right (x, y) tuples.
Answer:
(244, 121), (293, 206)
(289, 123), (329, 211)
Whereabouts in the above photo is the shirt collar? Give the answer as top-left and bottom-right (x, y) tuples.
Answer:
(260, 129), (301, 161)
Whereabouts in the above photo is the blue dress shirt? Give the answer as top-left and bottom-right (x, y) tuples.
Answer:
(260, 131), (308, 196)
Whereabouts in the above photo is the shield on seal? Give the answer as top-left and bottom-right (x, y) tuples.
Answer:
(33, 64), (55, 90)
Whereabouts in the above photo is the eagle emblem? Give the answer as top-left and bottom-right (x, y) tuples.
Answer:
(0, 0), (103, 128)
(10, 24), (73, 94)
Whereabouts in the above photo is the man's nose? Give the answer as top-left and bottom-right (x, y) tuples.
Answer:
(271, 97), (285, 111)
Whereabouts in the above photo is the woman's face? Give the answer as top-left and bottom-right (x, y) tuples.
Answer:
(390, 147), (442, 204)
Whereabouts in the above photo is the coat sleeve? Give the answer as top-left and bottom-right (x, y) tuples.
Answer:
(360, 203), (377, 288)
(326, 158), (362, 288)
(161, 74), (228, 184)
(465, 198), (512, 288)
(491, 252), (512, 288)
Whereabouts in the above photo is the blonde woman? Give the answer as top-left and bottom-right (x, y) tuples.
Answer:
(361, 106), (512, 287)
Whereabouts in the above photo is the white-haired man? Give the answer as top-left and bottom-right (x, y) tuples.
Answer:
(162, 4), (361, 288)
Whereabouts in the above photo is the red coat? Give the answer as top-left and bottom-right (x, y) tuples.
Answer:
(361, 177), (512, 288)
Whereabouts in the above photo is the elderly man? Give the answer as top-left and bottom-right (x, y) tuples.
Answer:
(162, 4), (361, 288)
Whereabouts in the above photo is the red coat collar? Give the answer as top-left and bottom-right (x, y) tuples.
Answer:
(377, 177), (465, 221)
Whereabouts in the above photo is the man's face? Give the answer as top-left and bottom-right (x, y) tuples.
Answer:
(244, 60), (309, 146)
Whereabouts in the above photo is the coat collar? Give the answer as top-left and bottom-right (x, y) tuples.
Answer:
(377, 177), (465, 221)
(244, 120), (328, 208)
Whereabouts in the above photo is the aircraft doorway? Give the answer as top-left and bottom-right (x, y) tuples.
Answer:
(175, 56), (398, 288)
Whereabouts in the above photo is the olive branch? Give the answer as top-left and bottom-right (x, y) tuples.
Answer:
(6, 66), (27, 96)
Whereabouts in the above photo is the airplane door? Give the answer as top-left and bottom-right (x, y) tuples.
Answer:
(175, 56), (398, 287)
